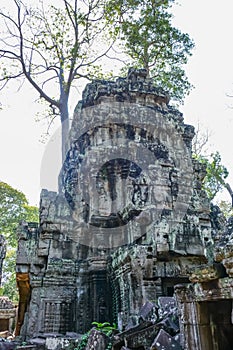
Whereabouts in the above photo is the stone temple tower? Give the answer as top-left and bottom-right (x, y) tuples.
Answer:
(15, 69), (232, 348)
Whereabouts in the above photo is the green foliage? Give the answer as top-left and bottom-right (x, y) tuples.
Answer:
(75, 323), (117, 350)
(1, 0), (194, 161)
(91, 321), (117, 336)
(75, 330), (90, 350)
(217, 200), (233, 219)
(106, 341), (113, 350)
(0, 181), (38, 247)
(1, 248), (18, 302)
(194, 152), (229, 200)
(0, 181), (38, 301)
(26, 1), (107, 84)
(105, 0), (194, 102)
(0, 0), (114, 159)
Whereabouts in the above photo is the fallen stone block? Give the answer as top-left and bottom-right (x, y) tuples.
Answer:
(139, 300), (156, 321)
(151, 329), (182, 350)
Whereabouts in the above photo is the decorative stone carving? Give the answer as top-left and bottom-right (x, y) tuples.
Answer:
(15, 70), (233, 350)
(0, 297), (16, 334)
(175, 279), (233, 350)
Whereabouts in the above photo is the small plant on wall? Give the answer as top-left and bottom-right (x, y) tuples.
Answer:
(75, 322), (118, 350)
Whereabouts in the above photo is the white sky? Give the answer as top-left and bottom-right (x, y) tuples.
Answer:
(0, 0), (233, 206)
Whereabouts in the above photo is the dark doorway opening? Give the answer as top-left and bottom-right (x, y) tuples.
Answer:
(162, 277), (190, 296)
(198, 300), (233, 350)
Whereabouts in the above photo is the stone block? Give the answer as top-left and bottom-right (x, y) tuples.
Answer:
(158, 297), (176, 313)
(85, 329), (108, 350)
(0, 339), (18, 350)
(14, 70), (229, 350)
(150, 329), (182, 350)
(139, 301), (155, 321)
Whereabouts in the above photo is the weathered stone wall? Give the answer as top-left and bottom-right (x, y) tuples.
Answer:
(0, 296), (16, 333)
(15, 70), (233, 349)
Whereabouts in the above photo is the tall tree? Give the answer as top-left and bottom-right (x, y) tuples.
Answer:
(0, 0), (113, 160)
(0, 181), (38, 301)
(0, 0), (195, 160)
(105, 0), (194, 102)
(217, 200), (233, 219)
(196, 152), (229, 201)
(0, 182), (38, 247)
(192, 125), (232, 203)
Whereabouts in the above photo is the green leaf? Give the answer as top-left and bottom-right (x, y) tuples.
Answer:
(0, 182), (39, 301)
(194, 152), (229, 200)
(105, 0), (194, 103)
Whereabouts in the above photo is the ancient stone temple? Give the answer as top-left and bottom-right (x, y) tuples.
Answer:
(15, 69), (233, 349)
(0, 296), (16, 334)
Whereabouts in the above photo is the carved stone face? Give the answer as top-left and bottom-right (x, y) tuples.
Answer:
(61, 101), (193, 249)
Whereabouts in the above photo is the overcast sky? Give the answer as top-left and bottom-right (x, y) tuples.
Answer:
(0, 0), (233, 205)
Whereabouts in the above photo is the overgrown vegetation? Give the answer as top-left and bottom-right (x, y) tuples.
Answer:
(0, 0), (194, 159)
(0, 181), (38, 301)
(194, 151), (229, 201)
(105, 0), (194, 102)
(192, 125), (231, 203)
(75, 322), (117, 350)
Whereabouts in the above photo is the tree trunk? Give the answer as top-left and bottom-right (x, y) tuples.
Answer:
(226, 183), (233, 207)
(60, 94), (70, 163)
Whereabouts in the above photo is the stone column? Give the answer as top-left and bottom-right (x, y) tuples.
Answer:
(175, 284), (201, 350)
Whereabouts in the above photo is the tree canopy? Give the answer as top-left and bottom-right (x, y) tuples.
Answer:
(217, 200), (233, 219)
(0, 0), (194, 159)
(0, 0), (113, 160)
(192, 124), (231, 203)
(105, 0), (194, 102)
(0, 181), (38, 247)
(194, 151), (229, 201)
(0, 181), (38, 301)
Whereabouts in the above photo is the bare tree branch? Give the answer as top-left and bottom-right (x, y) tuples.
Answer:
(192, 123), (211, 156)
(0, 0), (118, 160)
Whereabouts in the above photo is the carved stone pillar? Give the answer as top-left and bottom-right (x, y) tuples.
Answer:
(175, 279), (233, 350)
(15, 272), (31, 336)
